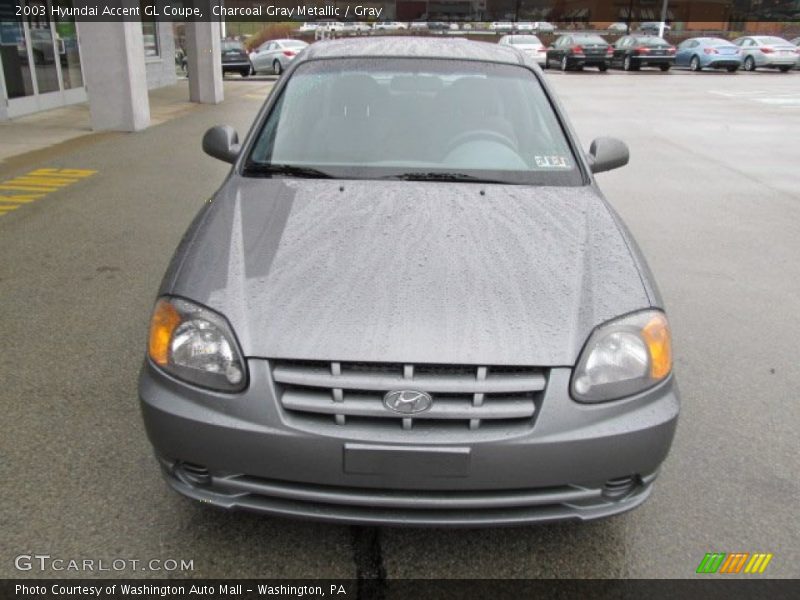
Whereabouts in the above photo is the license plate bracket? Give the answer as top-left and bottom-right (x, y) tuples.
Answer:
(344, 444), (471, 478)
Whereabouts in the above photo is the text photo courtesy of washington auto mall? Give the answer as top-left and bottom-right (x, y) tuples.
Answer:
(0, 0), (798, 597)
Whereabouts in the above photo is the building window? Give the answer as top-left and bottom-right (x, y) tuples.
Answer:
(140, 1), (158, 57)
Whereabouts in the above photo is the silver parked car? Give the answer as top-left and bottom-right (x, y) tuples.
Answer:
(140, 38), (679, 526)
(790, 37), (800, 69)
(498, 34), (547, 65)
(250, 39), (308, 75)
(733, 35), (798, 72)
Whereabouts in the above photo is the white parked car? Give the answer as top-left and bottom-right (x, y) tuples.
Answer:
(498, 34), (547, 65)
(733, 35), (799, 72)
(317, 21), (347, 33)
(297, 23), (318, 33)
(342, 22), (372, 34)
(791, 37), (800, 69)
(374, 21), (408, 31)
(490, 22), (514, 32)
(250, 38), (308, 76)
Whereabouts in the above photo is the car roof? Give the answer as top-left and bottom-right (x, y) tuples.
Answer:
(301, 37), (525, 65)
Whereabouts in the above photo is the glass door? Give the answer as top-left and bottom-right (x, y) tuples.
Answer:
(0, 0), (85, 119)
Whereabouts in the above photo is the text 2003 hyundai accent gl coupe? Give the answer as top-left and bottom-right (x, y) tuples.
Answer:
(139, 38), (679, 526)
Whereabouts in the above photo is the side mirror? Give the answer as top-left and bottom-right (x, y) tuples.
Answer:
(202, 125), (240, 164)
(587, 137), (629, 174)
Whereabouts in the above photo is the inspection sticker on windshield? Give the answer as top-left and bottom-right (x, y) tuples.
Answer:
(534, 155), (570, 169)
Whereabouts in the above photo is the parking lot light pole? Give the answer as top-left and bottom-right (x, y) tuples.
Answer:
(659, 0), (669, 37)
(626, 0), (634, 34)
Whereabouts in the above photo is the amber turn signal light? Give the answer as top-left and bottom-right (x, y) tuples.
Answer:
(642, 313), (672, 380)
(148, 299), (181, 366)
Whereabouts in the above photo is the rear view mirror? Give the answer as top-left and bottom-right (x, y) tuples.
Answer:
(202, 125), (240, 164)
(587, 137), (629, 174)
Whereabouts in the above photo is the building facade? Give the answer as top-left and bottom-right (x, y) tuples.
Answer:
(0, 0), (176, 121)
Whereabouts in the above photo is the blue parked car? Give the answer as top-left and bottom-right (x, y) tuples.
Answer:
(675, 37), (742, 72)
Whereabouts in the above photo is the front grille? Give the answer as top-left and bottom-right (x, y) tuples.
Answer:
(271, 360), (547, 431)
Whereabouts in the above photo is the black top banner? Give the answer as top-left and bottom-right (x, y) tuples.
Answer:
(4, 0), (800, 23)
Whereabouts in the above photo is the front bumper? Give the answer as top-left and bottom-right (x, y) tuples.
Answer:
(139, 360), (679, 526)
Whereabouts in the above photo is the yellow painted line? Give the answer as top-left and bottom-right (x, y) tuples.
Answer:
(0, 184), (62, 192)
(0, 168), (95, 215)
(31, 167), (93, 175)
(0, 193), (44, 203)
(9, 177), (72, 186)
(50, 168), (96, 177)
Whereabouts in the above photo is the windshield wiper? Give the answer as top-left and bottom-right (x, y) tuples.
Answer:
(380, 172), (507, 184)
(243, 163), (334, 179)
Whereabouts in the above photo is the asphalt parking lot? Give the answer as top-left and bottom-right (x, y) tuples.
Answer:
(1, 68), (798, 580)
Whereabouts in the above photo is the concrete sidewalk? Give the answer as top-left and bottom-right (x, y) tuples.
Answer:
(0, 79), (275, 169)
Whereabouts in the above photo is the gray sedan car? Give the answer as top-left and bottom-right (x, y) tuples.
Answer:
(250, 38), (308, 76)
(140, 38), (679, 526)
(733, 35), (798, 72)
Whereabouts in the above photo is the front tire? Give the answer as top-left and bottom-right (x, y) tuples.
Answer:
(599, 63), (608, 72)
(690, 56), (701, 71)
(743, 56), (755, 71)
(660, 64), (671, 71)
(273, 59), (283, 76)
(778, 65), (791, 72)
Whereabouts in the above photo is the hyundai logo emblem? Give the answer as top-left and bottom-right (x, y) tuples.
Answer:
(383, 390), (433, 414)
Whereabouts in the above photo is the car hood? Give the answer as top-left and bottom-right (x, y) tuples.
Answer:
(165, 178), (652, 366)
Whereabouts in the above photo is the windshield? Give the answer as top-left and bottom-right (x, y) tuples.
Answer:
(247, 58), (581, 186)
(757, 36), (790, 45)
(634, 36), (669, 46)
(574, 35), (607, 44)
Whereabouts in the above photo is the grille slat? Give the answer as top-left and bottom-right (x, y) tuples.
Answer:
(272, 360), (547, 433)
(282, 390), (536, 420)
(272, 365), (546, 394)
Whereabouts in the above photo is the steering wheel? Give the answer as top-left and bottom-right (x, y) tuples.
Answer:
(444, 129), (518, 155)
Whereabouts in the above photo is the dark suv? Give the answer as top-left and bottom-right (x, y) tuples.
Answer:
(221, 40), (252, 77)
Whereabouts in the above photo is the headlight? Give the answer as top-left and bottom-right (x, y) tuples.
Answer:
(147, 296), (247, 392)
(571, 310), (672, 403)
